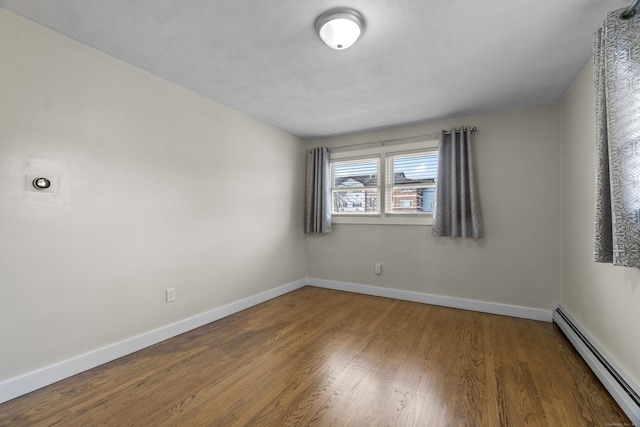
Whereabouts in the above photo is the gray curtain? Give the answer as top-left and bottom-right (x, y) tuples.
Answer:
(594, 9), (640, 267)
(432, 127), (483, 238)
(305, 147), (332, 234)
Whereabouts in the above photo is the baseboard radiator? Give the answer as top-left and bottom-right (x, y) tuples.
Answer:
(553, 306), (640, 425)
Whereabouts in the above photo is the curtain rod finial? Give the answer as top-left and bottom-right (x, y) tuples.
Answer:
(620, 9), (636, 19)
(620, 0), (639, 19)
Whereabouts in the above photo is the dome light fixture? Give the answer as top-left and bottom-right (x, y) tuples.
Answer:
(315, 8), (365, 50)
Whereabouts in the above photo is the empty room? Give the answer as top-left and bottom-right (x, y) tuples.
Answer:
(0, 0), (639, 425)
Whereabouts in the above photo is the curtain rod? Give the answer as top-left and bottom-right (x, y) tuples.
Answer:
(621, 0), (639, 19)
(327, 126), (477, 152)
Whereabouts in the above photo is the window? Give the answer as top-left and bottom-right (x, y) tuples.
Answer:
(386, 151), (438, 214)
(331, 157), (380, 214)
(329, 139), (439, 225)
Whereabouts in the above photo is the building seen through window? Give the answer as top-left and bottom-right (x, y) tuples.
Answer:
(331, 152), (437, 215)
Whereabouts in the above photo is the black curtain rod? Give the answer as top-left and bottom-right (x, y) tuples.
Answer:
(621, 0), (639, 19)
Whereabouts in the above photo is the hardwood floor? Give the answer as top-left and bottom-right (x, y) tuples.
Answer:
(0, 287), (630, 426)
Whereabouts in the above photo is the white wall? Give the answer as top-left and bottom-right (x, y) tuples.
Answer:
(0, 9), (307, 382)
(307, 104), (562, 310)
(4, 2), (637, 401)
(560, 60), (640, 386)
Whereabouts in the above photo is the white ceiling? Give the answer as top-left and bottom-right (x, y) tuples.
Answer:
(0, 0), (630, 139)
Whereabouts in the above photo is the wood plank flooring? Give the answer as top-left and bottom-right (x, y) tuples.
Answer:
(0, 287), (630, 426)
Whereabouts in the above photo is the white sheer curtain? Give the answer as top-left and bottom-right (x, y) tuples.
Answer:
(594, 8), (640, 266)
(305, 147), (332, 234)
(432, 127), (483, 238)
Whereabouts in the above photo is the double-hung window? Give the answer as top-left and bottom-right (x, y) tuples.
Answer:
(332, 157), (380, 214)
(330, 139), (439, 225)
(386, 151), (438, 214)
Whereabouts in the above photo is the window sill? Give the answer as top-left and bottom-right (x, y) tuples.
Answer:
(332, 214), (433, 226)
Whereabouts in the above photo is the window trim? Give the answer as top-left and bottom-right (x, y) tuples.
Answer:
(330, 139), (439, 226)
(385, 148), (438, 216)
(331, 155), (381, 216)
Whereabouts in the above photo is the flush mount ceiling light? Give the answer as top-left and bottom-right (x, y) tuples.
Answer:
(315, 8), (365, 50)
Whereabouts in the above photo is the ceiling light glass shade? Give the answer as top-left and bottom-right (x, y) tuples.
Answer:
(315, 9), (365, 50)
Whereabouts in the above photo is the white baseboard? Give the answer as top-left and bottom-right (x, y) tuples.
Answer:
(5, 278), (635, 424)
(554, 306), (640, 425)
(307, 278), (553, 322)
(0, 278), (555, 405)
(0, 279), (306, 405)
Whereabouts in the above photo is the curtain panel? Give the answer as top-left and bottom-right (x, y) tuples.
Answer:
(305, 147), (332, 234)
(594, 9), (640, 267)
(432, 127), (483, 239)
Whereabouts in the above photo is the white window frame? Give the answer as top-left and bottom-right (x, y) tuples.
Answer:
(385, 149), (438, 216)
(330, 139), (439, 226)
(331, 156), (381, 215)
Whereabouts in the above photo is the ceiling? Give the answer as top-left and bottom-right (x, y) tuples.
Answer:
(0, 0), (630, 139)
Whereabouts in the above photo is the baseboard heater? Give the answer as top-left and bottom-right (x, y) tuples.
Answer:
(553, 306), (640, 424)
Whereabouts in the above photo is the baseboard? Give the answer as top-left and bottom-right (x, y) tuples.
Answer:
(554, 306), (640, 425)
(306, 278), (553, 322)
(0, 278), (307, 405)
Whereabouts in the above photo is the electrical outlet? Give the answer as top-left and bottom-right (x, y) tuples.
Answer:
(374, 263), (382, 275)
(166, 288), (175, 302)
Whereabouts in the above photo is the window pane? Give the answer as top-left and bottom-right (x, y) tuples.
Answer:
(391, 187), (434, 212)
(333, 189), (378, 213)
(392, 153), (437, 183)
(333, 159), (378, 187)
(388, 152), (437, 214)
(332, 157), (380, 214)
(422, 187), (436, 212)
